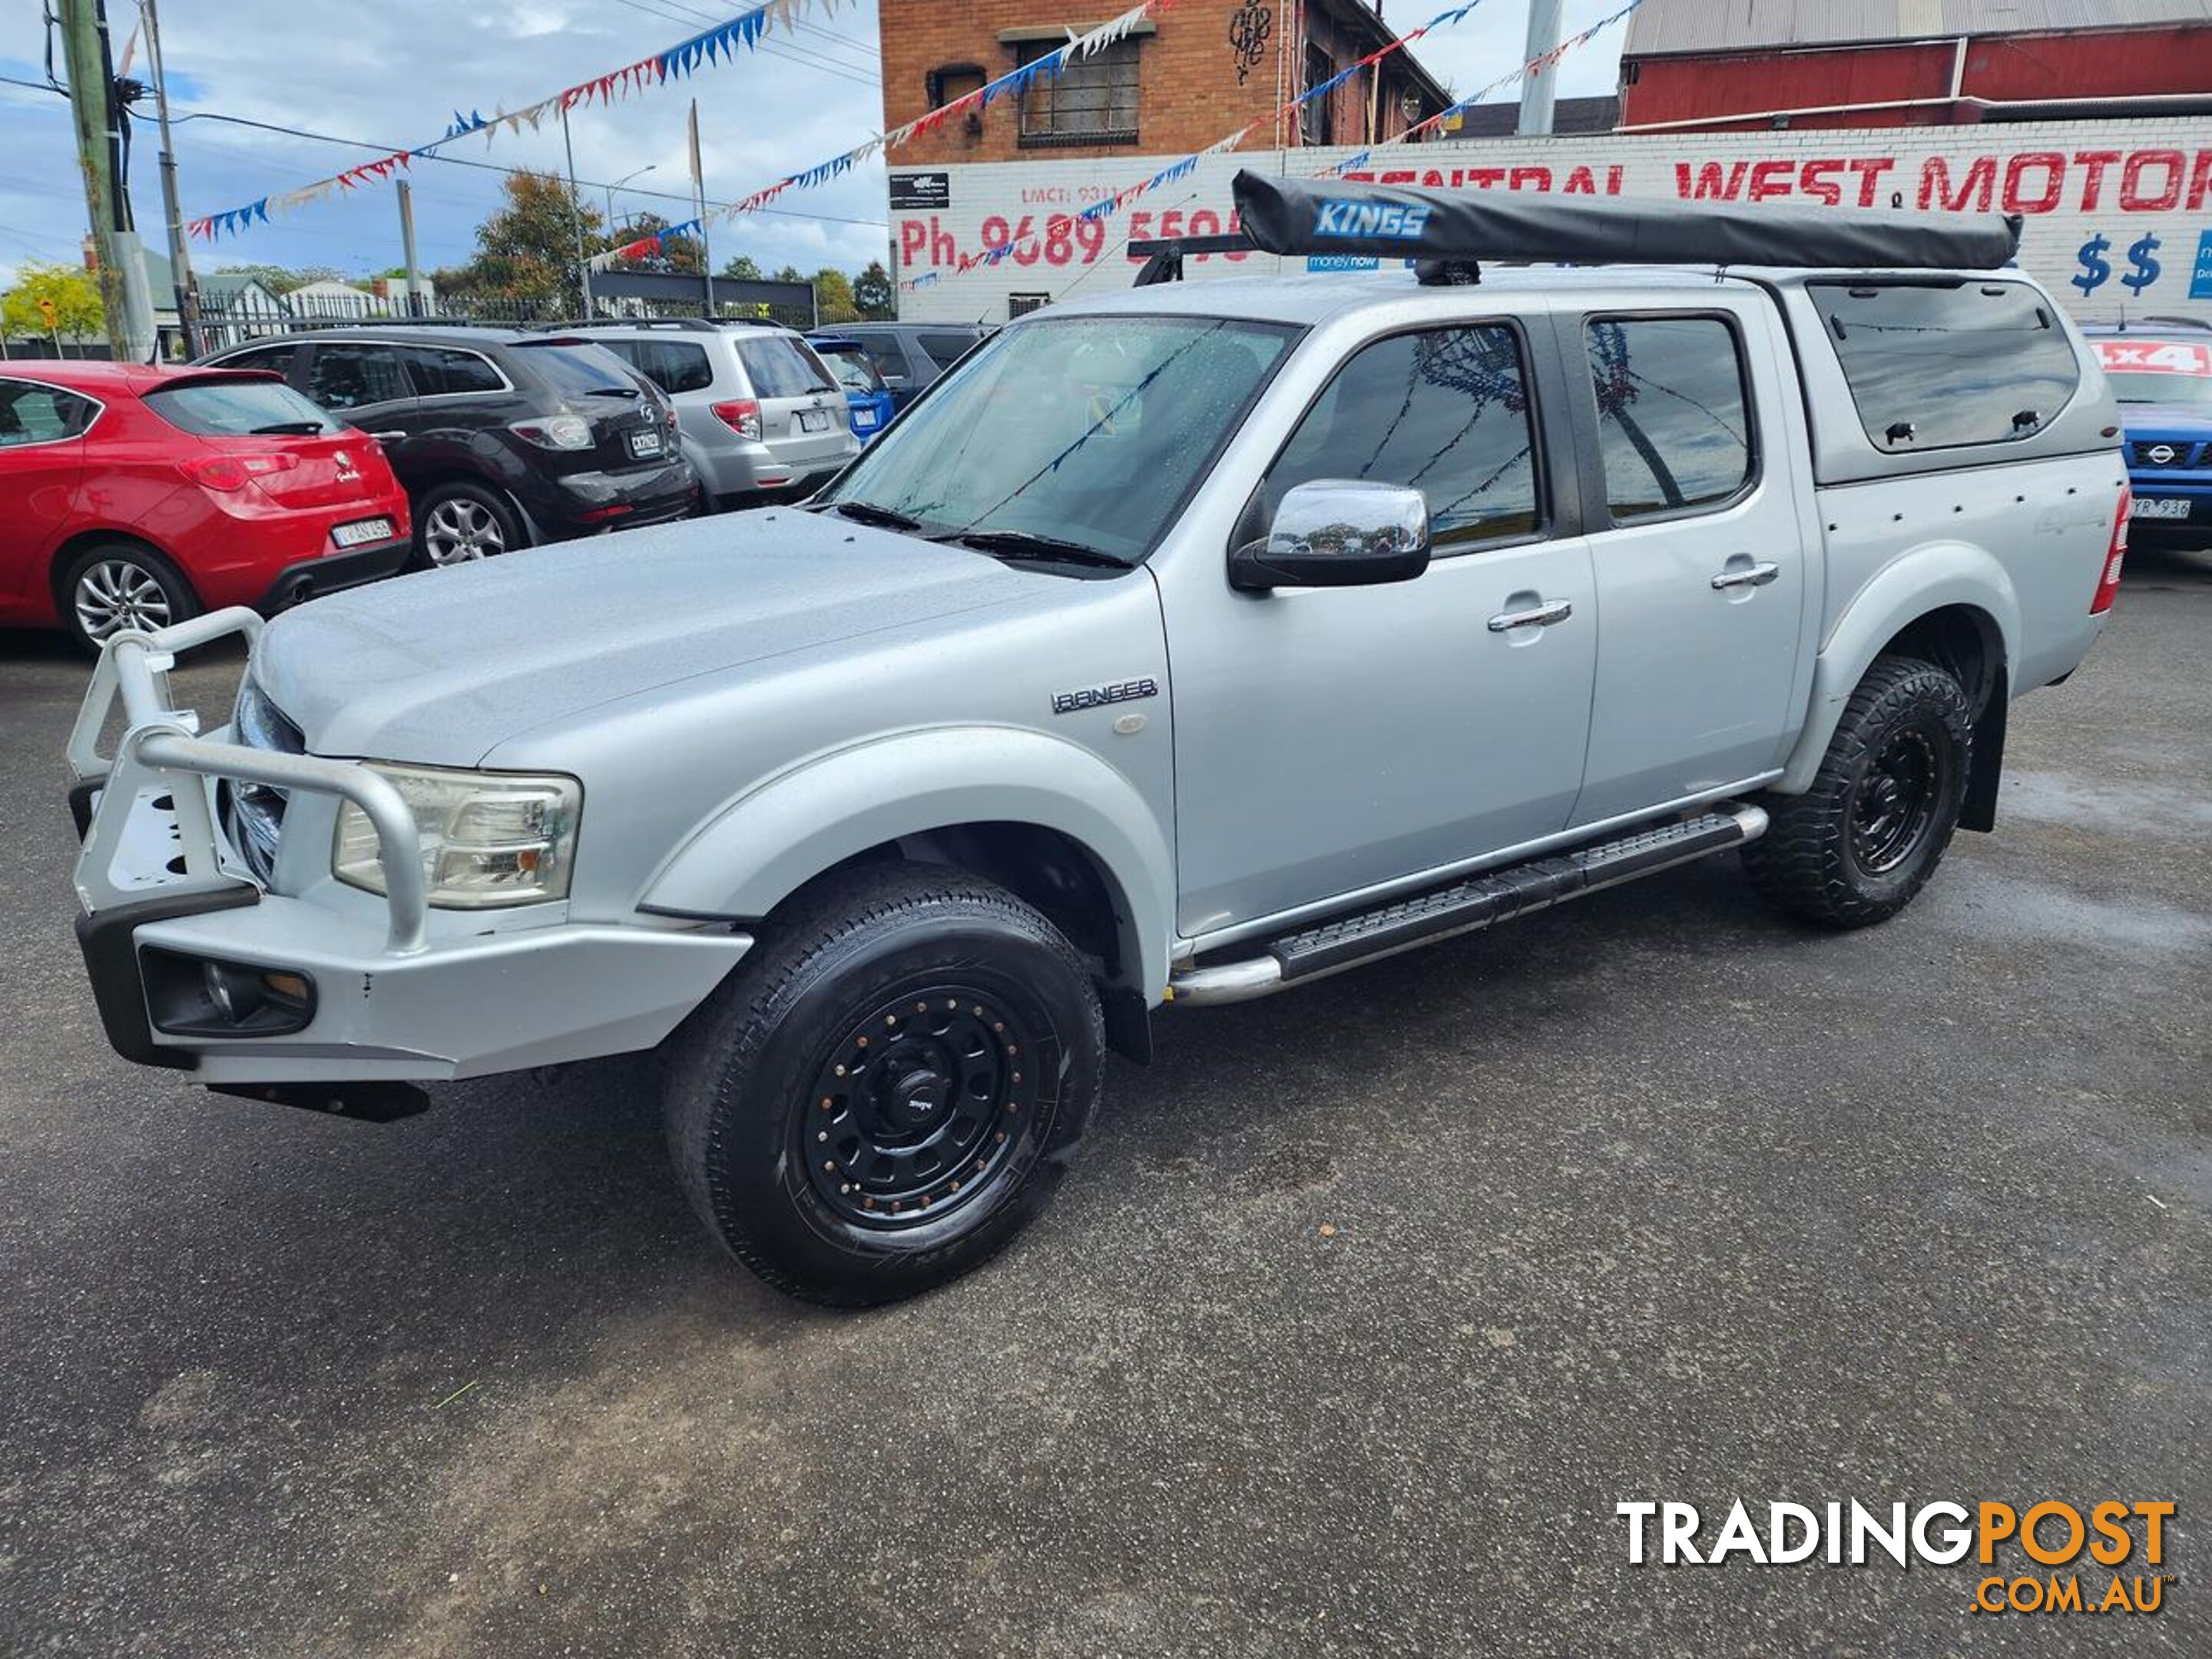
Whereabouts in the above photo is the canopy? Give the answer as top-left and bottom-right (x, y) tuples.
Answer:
(1230, 170), (2023, 272)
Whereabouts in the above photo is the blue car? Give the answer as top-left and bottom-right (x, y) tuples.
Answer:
(806, 335), (898, 445)
(2086, 326), (2212, 546)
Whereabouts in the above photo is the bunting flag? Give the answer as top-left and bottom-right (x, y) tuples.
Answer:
(190, 0), (843, 241)
(594, 0), (1183, 270)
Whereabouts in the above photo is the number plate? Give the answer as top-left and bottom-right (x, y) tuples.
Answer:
(628, 428), (664, 459)
(330, 517), (394, 548)
(2131, 496), (2194, 520)
(798, 409), (832, 432)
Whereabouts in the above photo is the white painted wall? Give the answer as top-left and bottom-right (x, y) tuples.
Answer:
(891, 118), (2212, 324)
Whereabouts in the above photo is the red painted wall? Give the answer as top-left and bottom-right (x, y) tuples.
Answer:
(1621, 26), (2212, 130)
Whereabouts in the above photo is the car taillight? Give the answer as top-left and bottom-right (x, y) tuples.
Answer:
(2092, 484), (2130, 615)
(712, 399), (762, 440)
(180, 452), (302, 492)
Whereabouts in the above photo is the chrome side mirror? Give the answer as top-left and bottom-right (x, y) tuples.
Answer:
(1230, 480), (1431, 591)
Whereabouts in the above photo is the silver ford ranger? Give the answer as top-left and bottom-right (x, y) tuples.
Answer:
(66, 179), (2126, 1304)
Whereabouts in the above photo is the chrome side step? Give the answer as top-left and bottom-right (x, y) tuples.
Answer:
(1168, 802), (1768, 1006)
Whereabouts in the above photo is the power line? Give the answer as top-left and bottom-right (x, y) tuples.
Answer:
(602, 0), (880, 86)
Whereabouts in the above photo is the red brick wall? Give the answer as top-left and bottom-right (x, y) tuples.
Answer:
(878, 0), (1437, 167)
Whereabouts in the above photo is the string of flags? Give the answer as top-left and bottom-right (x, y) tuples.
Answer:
(187, 0), (841, 242)
(590, 0), (1184, 270)
(899, 0), (1646, 288)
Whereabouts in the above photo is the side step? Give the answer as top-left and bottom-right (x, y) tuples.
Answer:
(1169, 802), (1767, 1006)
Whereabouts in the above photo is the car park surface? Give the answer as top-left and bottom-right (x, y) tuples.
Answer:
(2, 545), (2207, 1655)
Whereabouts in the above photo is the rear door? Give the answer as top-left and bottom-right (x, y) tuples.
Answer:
(733, 334), (849, 469)
(1562, 306), (1808, 826)
(0, 376), (98, 618)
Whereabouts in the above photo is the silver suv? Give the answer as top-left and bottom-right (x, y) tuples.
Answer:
(65, 177), (2125, 1309)
(575, 320), (857, 508)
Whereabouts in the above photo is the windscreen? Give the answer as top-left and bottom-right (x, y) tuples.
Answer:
(2091, 338), (2212, 406)
(143, 380), (338, 435)
(819, 314), (1297, 562)
(737, 336), (837, 398)
(820, 348), (885, 393)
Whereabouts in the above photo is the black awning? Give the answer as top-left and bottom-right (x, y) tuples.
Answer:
(1230, 170), (2022, 272)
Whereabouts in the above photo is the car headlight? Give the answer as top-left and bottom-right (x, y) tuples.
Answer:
(333, 762), (581, 909)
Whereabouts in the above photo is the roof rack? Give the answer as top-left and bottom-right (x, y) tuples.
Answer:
(1128, 171), (2023, 285)
(534, 316), (727, 333)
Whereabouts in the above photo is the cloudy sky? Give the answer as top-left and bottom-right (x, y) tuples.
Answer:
(0, 0), (1627, 288)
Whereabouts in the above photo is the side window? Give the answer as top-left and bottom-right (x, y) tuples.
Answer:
(306, 343), (410, 412)
(1262, 325), (1541, 551)
(0, 379), (98, 447)
(216, 343), (301, 382)
(1585, 317), (1753, 520)
(400, 346), (504, 398)
(629, 339), (714, 395)
(859, 339), (909, 383)
(916, 332), (979, 371)
(1810, 280), (2081, 451)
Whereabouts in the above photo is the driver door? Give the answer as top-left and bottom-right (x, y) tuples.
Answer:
(1167, 319), (1599, 939)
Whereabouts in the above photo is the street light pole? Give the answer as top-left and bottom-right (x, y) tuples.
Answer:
(603, 164), (657, 238)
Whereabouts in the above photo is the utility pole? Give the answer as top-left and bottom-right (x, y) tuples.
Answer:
(689, 100), (714, 316)
(57, 0), (131, 354)
(1515, 0), (1564, 137)
(137, 0), (198, 356)
(396, 180), (425, 318)
(559, 103), (594, 319)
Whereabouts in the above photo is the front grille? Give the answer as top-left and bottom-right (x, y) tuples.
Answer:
(223, 677), (303, 884)
(2130, 439), (2203, 469)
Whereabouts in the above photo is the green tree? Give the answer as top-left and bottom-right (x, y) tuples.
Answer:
(456, 171), (604, 309)
(773, 264), (804, 283)
(608, 213), (703, 276)
(853, 260), (894, 320)
(813, 267), (859, 323)
(2, 261), (104, 339)
(719, 253), (764, 280)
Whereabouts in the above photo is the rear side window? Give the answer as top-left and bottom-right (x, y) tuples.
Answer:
(1263, 325), (1541, 550)
(143, 380), (336, 435)
(855, 339), (912, 382)
(820, 349), (884, 393)
(1812, 280), (2081, 451)
(735, 336), (835, 398)
(916, 331), (979, 369)
(510, 341), (639, 399)
(0, 379), (98, 445)
(400, 346), (505, 397)
(1586, 317), (1754, 519)
(601, 338), (714, 396)
(306, 343), (409, 411)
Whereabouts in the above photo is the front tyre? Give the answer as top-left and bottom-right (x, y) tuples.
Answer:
(1743, 655), (1972, 929)
(663, 865), (1104, 1306)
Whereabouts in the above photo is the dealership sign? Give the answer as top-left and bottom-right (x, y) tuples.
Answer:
(891, 118), (2212, 321)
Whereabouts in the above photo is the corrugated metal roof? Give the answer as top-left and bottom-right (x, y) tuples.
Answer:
(1626, 1), (2212, 57)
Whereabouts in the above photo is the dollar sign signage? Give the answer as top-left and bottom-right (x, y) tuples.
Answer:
(1227, 3), (1272, 87)
(2073, 233), (2111, 296)
(2122, 232), (2162, 296)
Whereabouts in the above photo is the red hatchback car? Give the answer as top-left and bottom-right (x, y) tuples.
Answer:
(0, 359), (412, 651)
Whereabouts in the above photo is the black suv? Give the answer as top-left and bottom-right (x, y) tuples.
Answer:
(199, 326), (698, 565)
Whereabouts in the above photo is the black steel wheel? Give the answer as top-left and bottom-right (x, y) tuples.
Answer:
(1744, 654), (1972, 929)
(662, 863), (1102, 1306)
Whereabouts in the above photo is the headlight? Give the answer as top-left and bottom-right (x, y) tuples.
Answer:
(333, 763), (581, 909)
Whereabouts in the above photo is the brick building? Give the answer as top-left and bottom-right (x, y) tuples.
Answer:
(1618, 0), (2212, 131)
(876, 0), (1453, 168)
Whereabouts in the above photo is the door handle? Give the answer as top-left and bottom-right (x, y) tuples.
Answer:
(1486, 598), (1573, 632)
(1710, 561), (1780, 591)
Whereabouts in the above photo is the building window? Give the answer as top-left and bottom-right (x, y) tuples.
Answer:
(928, 62), (985, 107)
(1301, 44), (1334, 146)
(1017, 38), (1139, 146)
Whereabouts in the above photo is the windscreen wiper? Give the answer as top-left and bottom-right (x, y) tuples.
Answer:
(945, 528), (1130, 568)
(248, 421), (326, 435)
(825, 499), (926, 531)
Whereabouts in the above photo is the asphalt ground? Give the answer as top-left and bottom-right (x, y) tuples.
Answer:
(2, 549), (2207, 1657)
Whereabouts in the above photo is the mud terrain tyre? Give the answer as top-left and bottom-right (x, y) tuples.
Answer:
(662, 864), (1104, 1306)
(1743, 655), (1972, 929)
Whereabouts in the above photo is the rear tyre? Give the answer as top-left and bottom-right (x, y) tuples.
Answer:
(412, 481), (525, 569)
(1743, 655), (1972, 929)
(662, 864), (1104, 1306)
(58, 540), (200, 655)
